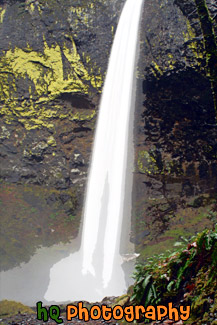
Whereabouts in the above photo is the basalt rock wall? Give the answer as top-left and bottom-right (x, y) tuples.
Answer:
(0, 0), (125, 270)
(0, 0), (125, 190)
(132, 0), (217, 258)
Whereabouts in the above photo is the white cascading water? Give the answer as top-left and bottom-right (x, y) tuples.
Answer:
(45, 0), (143, 302)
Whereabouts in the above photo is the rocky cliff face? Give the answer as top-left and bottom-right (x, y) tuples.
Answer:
(0, 0), (216, 270)
(132, 0), (217, 258)
(0, 0), (125, 270)
(0, 0), (125, 187)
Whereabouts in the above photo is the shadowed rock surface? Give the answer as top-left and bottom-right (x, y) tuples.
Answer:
(131, 0), (217, 259)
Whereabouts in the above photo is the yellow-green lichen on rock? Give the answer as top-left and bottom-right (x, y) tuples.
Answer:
(183, 19), (205, 66)
(138, 150), (159, 175)
(69, 2), (103, 29)
(69, 109), (96, 122)
(0, 125), (10, 140)
(47, 135), (56, 146)
(0, 7), (6, 23)
(0, 37), (102, 130)
(25, 0), (35, 14)
(150, 61), (164, 78)
(3, 39), (99, 100)
(148, 14), (206, 80)
(137, 149), (184, 176)
(150, 19), (204, 78)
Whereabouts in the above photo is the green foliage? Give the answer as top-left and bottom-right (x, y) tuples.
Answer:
(131, 226), (217, 323)
(0, 300), (34, 317)
(131, 266), (159, 306)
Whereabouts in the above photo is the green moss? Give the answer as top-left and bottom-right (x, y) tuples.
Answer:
(0, 300), (34, 317)
(137, 199), (215, 262)
(111, 294), (130, 308)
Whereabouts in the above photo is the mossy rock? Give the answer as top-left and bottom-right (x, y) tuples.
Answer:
(111, 294), (130, 308)
(0, 300), (35, 317)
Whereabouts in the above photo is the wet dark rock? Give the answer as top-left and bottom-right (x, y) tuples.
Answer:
(73, 126), (92, 133)
(59, 132), (75, 144)
(70, 150), (85, 168)
(3, 144), (18, 154)
(199, 160), (209, 179)
(57, 93), (95, 110)
(132, 0), (217, 256)
(131, 230), (150, 245)
(59, 193), (71, 204)
(181, 180), (195, 197)
(186, 163), (196, 177)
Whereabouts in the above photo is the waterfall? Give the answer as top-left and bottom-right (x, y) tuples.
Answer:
(45, 0), (143, 303)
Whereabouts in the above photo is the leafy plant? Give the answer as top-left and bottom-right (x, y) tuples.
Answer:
(130, 227), (217, 323)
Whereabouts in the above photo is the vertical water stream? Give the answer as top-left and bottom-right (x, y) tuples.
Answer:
(45, 0), (144, 302)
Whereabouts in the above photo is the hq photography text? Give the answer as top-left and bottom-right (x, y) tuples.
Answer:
(36, 301), (191, 323)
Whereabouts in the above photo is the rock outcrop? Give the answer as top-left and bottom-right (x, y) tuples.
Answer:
(133, 0), (217, 258)
(0, 0), (125, 270)
(0, 0), (216, 270)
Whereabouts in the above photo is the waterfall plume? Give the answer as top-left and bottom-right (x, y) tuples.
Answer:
(45, 0), (144, 303)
